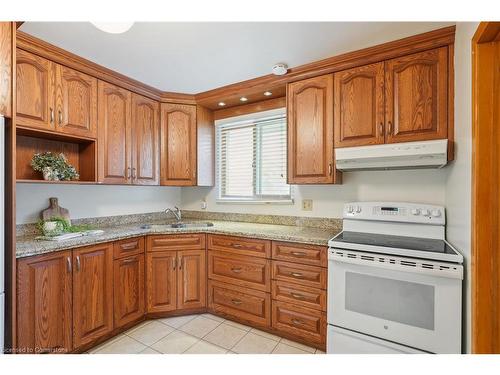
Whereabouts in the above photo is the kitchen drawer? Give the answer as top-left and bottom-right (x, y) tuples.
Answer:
(207, 234), (271, 258)
(208, 280), (271, 327)
(147, 234), (206, 252)
(272, 300), (326, 346)
(272, 241), (327, 267)
(113, 237), (145, 259)
(208, 251), (270, 292)
(272, 280), (326, 311)
(272, 261), (327, 289)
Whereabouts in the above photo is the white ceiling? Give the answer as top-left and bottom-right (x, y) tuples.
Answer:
(20, 22), (454, 94)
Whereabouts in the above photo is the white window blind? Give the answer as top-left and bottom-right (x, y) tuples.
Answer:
(216, 111), (291, 202)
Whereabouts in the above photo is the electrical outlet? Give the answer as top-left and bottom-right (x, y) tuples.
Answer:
(201, 200), (207, 210)
(302, 199), (313, 211)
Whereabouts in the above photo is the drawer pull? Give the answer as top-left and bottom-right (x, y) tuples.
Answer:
(291, 318), (304, 326)
(231, 299), (243, 305)
(122, 258), (136, 264)
(232, 243), (243, 248)
(120, 242), (138, 250)
(291, 251), (307, 257)
(290, 272), (303, 278)
(231, 267), (243, 273)
(290, 292), (306, 300)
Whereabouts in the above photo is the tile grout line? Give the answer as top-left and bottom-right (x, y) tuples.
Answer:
(179, 318), (226, 353)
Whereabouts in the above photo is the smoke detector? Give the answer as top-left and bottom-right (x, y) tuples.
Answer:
(272, 63), (288, 76)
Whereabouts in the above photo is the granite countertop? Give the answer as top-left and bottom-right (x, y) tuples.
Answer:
(16, 219), (341, 259)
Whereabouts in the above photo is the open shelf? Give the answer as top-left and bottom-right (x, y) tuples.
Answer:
(16, 129), (97, 183)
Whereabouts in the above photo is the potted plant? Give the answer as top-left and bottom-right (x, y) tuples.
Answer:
(31, 152), (80, 181)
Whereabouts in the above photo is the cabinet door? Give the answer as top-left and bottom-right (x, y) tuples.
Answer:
(334, 62), (385, 147)
(55, 64), (98, 138)
(287, 74), (338, 184)
(385, 47), (448, 143)
(72, 243), (114, 349)
(146, 251), (177, 313)
(16, 49), (55, 131)
(0, 22), (12, 117)
(131, 94), (159, 185)
(114, 254), (145, 328)
(177, 250), (206, 310)
(160, 103), (197, 186)
(98, 81), (132, 184)
(17, 251), (73, 353)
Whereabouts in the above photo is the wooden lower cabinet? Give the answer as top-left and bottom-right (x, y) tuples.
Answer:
(17, 251), (73, 353)
(177, 250), (206, 310)
(114, 254), (145, 328)
(72, 243), (114, 349)
(208, 280), (271, 327)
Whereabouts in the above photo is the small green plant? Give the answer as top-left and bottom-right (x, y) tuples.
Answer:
(31, 152), (79, 181)
(37, 217), (94, 237)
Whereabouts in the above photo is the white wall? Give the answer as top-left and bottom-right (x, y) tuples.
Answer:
(445, 22), (478, 354)
(182, 169), (447, 217)
(16, 184), (181, 224)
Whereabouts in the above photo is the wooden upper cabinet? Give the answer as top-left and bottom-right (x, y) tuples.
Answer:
(17, 251), (73, 353)
(177, 249), (206, 310)
(98, 81), (132, 184)
(385, 47), (448, 143)
(16, 49), (55, 131)
(131, 94), (160, 185)
(72, 243), (114, 349)
(160, 103), (197, 186)
(287, 74), (339, 184)
(54, 65), (98, 138)
(0, 22), (12, 117)
(334, 62), (385, 147)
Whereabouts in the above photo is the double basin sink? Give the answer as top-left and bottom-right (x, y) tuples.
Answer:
(140, 222), (214, 230)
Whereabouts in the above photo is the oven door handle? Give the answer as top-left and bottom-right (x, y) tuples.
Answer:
(329, 251), (463, 280)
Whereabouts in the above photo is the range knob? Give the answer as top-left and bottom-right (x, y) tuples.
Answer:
(347, 205), (354, 213)
(355, 206), (362, 213)
(431, 209), (441, 218)
(421, 209), (430, 216)
(411, 208), (420, 216)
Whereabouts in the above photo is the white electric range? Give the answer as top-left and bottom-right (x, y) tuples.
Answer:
(327, 202), (463, 354)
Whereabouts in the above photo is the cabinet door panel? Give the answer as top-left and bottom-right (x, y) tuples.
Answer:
(55, 65), (97, 138)
(287, 74), (337, 184)
(146, 251), (177, 313)
(98, 81), (132, 184)
(160, 103), (197, 186)
(177, 250), (206, 310)
(131, 94), (159, 185)
(385, 47), (448, 143)
(73, 243), (114, 349)
(16, 49), (55, 131)
(17, 251), (73, 353)
(114, 254), (145, 328)
(334, 62), (385, 147)
(0, 22), (12, 117)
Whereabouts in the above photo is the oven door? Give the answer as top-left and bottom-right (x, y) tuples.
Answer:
(328, 249), (463, 353)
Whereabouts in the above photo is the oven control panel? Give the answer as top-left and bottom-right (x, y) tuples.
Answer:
(343, 202), (445, 225)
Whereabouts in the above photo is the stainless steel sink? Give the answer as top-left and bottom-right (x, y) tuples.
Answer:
(140, 222), (214, 230)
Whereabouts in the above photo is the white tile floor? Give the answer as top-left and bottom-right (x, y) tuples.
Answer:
(88, 313), (325, 354)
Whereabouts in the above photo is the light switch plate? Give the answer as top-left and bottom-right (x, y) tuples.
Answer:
(302, 199), (313, 211)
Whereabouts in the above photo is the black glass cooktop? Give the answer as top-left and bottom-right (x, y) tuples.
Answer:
(332, 231), (458, 255)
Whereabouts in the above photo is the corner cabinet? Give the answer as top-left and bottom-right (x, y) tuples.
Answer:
(287, 74), (341, 184)
(160, 103), (197, 186)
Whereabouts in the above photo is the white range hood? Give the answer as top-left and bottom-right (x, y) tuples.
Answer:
(335, 139), (448, 171)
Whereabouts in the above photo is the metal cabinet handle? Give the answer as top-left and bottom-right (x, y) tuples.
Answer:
(231, 267), (243, 273)
(49, 108), (54, 124)
(178, 256), (182, 270)
(120, 242), (138, 251)
(76, 256), (81, 272)
(328, 163), (333, 176)
(387, 121), (393, 135)
(131, 167), (136, 180)
(291, 318), (304, 326)
(172, 257), (176, 270)
(290, 272), (303, 278)
(126, 167), (131, 180)
(291, 251), (307, 257)
(290, 292), (306, 300)
(231, 299), (242, 305)
(379, 122), (384, 136)
(232, 243), (243, 248)
(122, 258), (136, 264)
(66, 257), (72, 273)
(58, 110), (63, 125)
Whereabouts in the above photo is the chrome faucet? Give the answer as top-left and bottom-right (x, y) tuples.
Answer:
(165, 206), (182, 222)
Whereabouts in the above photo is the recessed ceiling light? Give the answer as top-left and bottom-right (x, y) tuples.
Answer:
(91, 22), (134, 34)
(218, 102), (226, 107)
(240, 97), (248, 102)
(264, 91), (272, 96)
(272, 63), (288, 76)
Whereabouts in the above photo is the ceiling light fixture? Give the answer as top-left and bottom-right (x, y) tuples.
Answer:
(240, 97), (248, 102)
(272, 63), (288, 76)
(218, 102), (226, 107)
(91, 22), (134, 34)
(263, 91), (272, 96)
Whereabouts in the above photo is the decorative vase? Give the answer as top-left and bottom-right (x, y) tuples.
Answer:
(42, 167), (59, 181)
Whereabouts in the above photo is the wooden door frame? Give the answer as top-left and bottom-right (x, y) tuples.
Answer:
(472, 21), (500, 354)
